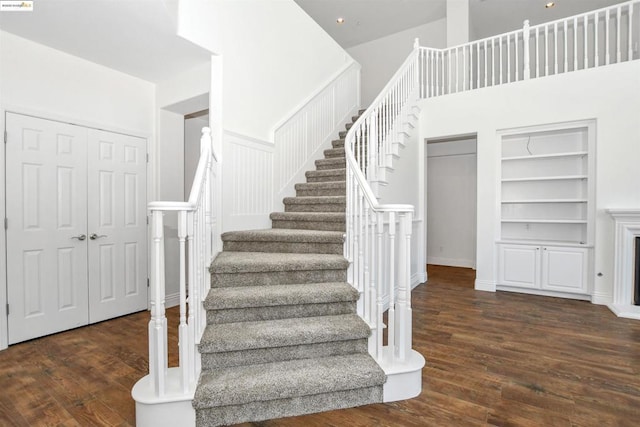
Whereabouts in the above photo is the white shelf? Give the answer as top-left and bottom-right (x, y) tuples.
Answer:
(497, 239), (591, 248)
(502, 151), (588, 161)
(501, 219), (587, 224)
(502, 175), (587, 183)
(502, 199), (588, 204)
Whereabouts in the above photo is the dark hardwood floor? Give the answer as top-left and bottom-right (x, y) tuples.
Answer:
(2, 265), (639, 426)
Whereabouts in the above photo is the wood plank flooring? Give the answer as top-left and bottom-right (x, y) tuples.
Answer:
(2, 265), (640, 426)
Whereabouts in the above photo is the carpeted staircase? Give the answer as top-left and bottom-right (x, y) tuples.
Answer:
(192, 111), (386, 426)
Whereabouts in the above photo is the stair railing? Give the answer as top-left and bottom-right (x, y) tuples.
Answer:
(134, 127), (220, 402)
(344, 40), (420, 364)
(419, 0), (639, 98)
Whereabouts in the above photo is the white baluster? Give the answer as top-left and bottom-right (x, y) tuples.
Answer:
(149, 209), (167, 397)
(363, 205), (370, 326)
(628, 5), (634, 61)
(617, 6), (622, 63)
(178, 210), (189, 393)
(595, 12), (600, 66)
(387, 211), (396, 355)
(584, 15), (588, 68)
(376, 211), (384, 361)
(484, 39), (488, 87)
(555, 22), (559, 74)
(545, 25), (549, 76)
(523, 20), (530, 79)
(606, 9), (611, 65)
(535, 26), (540, 77)
(515, 32), (520, 80)
(574, 17), (578, 70)
(507, 36), (511, 82)
(564, 20), (569, 72)
(499, 36), (503, 84)
(186, 210), (196, 385)
(448, 50), (452, 94)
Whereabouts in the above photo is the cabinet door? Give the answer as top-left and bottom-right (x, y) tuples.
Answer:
(541, 247), (588, 293)
(498, 244), (540, 289)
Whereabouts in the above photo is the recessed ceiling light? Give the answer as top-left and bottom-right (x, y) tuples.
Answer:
(545, 2), (555, 8)
(336, 17), (345, 24)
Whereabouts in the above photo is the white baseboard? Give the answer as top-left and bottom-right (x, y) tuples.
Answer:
(427, 256), (475, 269)
(165, 292), (180, 308)
(475, 279), (496, 292)
(591, 291), (613, 305)
(411, 271), (427, 288)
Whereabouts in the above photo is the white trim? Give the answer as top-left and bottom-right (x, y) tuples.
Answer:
(427, 257), (475, 269)
(591, 291), (613, 305)
(165, 292), (181, 308)
(606, 209), (640, 320)
(411, 272), (426, 288)
(475, 279), (496, 292)
(497, 285), (591, 301)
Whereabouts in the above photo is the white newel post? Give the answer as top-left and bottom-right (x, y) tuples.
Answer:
(523, 20), (531, 80)
(149, 209), (168, 396)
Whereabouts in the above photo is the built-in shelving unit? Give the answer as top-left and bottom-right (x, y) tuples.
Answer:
(497, 120), (596, 298)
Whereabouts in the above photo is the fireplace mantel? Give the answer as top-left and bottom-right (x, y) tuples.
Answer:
(607, 209), (640, 320)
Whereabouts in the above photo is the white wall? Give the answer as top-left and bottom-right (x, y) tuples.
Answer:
(446, 0), (469, 47)
(418, 60), (640, 299)
(426, 139), (477, 268)
(347, 18), (447, 107)
(377, 117), (427, 287)
(0, 30), (156, 350)
(219, 0), (352, 141)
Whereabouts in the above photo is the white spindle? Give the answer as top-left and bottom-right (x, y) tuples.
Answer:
(535, 26), (540, 77)
(574, 17), (578, 70)
(178, 211), (189, 393)
(476, 43), (480, 88)
(545, 25), (549, 76)
(555, 22), (559, 74)
(628, 5), (634, 61)
(606, 9), (611, 64)
(375, 211), (384, 360)
(387, 211), (396, 352)
(617, 6), (622, 63)
(484, 39), (488, 87)
(584, 15), (588, 68)
(149, 209), (167, 397)
(499, 36), (504, 84)
(564, 20), (569, 72)
(515, 33), (519, 81)
(463, 46), (468, 90)
(507, 35), (512, 82)
(523, 20), (531, 79)
(595, 12), (600, 66)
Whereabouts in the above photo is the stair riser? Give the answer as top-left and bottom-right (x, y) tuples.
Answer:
(272, 220), (345, 232)
(323, 149), (345, 158)
(284, 203), (345, 213)
(195, 386), (383, 427)
(211, 269), (347, 287)
(331, 140), (345, 148)
(222, 241), (342, 254)
(207, 301), (356, 325)
(315, 160), (346, 170)
(201, 338), (367, 370)
(306, 174), (345, 183)
(296, 188), (345, 197)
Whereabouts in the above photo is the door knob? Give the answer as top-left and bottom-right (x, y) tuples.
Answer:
(71, 234), (87, 241)
(90, 233), (107, 240)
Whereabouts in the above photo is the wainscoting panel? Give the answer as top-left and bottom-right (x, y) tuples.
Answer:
(222, 131), (274, 232)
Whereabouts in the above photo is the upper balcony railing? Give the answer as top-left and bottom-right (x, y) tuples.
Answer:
(420, 0), (639, 98)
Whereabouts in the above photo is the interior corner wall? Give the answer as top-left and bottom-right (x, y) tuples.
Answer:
(0, 30), (156, 349)
(418, 60), (640, 299)
(218, 0), (352, 141)
(347, 18), (447, 107)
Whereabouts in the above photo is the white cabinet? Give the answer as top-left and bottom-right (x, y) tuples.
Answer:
(498, 244), (588, 294)
(497, 121), (594, 297)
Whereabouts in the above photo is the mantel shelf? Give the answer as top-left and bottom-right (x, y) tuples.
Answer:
(502, 151), (588, 161)
(502, 199), (588, 204)
(501, 219), (588, 224)
(502, 175), (587, 183)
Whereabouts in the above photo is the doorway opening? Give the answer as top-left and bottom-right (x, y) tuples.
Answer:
(425, 134), (477, 280)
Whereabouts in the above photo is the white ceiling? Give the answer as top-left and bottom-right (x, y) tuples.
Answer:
(0, 0), (212, 83)
(295, 0), (630, 48)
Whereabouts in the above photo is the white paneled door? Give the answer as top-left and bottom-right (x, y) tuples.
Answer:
(87, 129), (147, 323)
(5, 113), (147, 344)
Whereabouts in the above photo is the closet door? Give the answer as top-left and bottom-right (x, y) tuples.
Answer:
(87, 129), (148, 323)
(5, 113), (90, 344)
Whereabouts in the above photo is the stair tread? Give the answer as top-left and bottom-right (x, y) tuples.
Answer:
(193, 353), (385, 409)
(200, 313), (368, 353)
(211, 251), (348, 273)
(222, 228), (343, 243)
(306, 169), (345, 177)
(270, 212), (345, 222)
(283, 196), (345, 205)
(204, 282), (357, 310)
(295, 181), (345, 190)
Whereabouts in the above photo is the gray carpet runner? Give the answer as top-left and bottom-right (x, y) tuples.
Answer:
(193, 111), (385, 426)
